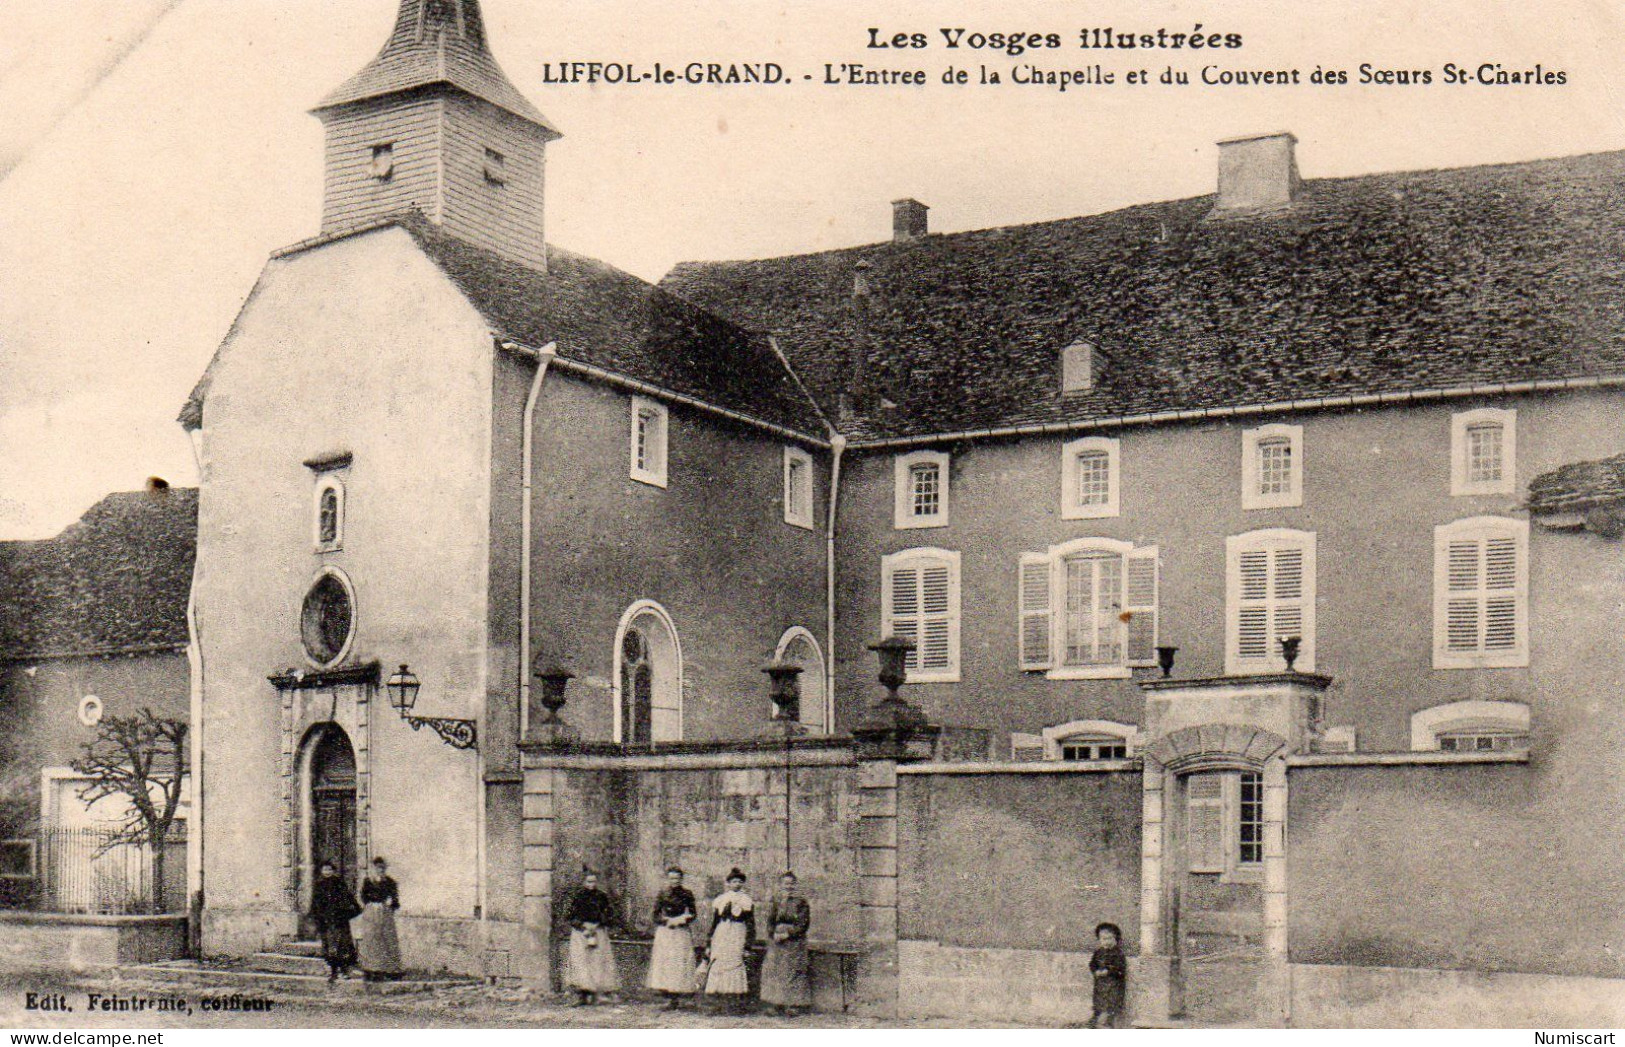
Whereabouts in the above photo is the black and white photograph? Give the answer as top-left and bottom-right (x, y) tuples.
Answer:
(0, 0), (1621, 1035)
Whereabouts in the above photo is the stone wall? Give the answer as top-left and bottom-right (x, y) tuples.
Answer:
(520, 741), (861, 993)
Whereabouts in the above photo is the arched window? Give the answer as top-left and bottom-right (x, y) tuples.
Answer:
(775, 627), (827, 734)
(1039, 719), (1138, 761)
(614, 602), (682, 743)
(1410, 700), (1530, 753)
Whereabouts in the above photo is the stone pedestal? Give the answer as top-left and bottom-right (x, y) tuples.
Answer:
(1129, 954), (1184, 1024)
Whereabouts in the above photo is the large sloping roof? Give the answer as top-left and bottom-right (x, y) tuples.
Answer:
(313, 0), (559, 137)
(181, 215), (827, 440)
(0, 488), (197, 660)
(664, 150), (1625, 442)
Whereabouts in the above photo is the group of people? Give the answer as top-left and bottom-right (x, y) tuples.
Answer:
(567, 866), (812, 1015)
(309, 857), (1126, 1025)
(307, 857), (404, 983)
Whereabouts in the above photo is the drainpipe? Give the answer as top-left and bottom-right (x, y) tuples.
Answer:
(517, 342), (558, 742)
(185, 428), (206, 953)
(825, 434), (847, 731)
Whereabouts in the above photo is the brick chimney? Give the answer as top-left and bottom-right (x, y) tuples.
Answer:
(892, 199), (929, 242)
(1213, 132), (1300, 215)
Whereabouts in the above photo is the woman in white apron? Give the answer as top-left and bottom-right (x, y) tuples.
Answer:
(703, 868), (755, 1009)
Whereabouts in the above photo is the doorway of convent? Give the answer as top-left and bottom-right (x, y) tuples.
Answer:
(299, 724), (358, 936)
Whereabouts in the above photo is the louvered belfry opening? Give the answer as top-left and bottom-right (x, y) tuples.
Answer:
(310, 0), (562, 271)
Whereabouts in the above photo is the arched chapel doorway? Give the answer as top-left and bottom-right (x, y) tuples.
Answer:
(303, 725), (358, 890)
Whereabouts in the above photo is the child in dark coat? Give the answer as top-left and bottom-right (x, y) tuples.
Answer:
(1089, 921), (1127, 1028)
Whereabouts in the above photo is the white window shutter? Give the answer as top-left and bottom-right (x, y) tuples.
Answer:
(1124, 547), (1159, 666)
(1018, 554), (1053, 670)
(1186, 773), (1225, 874)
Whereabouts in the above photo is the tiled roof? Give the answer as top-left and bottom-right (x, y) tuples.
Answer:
(663, 150), (1625, 442)
(0, 488), (197, 660)
(181, 215), (828, 440)
(1526, 453), (1625, 515)
(313, 0), (559, 137)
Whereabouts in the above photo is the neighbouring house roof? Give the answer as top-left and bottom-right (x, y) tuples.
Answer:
(664, 149), (1625, 443)
(312, 0), (560, 137)
(1526, 452), (1625, 516)
(0, 488), (197, 660)
(179, 215), (828, 440)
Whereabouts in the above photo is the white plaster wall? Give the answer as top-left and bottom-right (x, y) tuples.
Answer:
(194, 227), (493, 944)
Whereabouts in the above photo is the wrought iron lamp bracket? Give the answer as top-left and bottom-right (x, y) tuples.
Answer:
(404, 715), (478, 750)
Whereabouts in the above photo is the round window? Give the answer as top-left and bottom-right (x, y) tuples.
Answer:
(300, 571), (355, 667)
(77, 695), (104, 727)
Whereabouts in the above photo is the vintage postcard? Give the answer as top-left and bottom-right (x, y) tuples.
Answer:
(0, 0), (1621, 1035)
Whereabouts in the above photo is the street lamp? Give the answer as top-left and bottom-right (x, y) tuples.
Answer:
(384, 663), (477, 751)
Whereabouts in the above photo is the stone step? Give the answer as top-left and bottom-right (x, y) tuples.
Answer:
(248, 952), (331, 977)
(122, 961), (476, 998)
(277, 940), (323, 958)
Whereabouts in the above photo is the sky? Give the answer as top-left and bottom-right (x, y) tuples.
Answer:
(0, 0), (1622, 537)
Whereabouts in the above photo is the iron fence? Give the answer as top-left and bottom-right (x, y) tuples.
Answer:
(35, 827), (188, 915)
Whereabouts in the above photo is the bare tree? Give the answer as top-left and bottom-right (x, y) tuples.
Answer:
(72, 708), (188, 914)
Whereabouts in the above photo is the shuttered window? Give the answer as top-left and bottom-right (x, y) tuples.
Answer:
(1018, 542), (1158, 676)
(882, 548), (961, 681)
(1434, 518), (1528, 668)
(1225, 530), (1316, 674)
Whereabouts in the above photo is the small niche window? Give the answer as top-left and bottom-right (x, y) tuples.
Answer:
(1241, 423), (1304, 510)
(1451, 408), (1516, 496)
(483, 147), (507, 186)
(369, 143), (395, 181)
(894, 450), (950, 529)
(783, 446), (814, 529)
(1061, 436), (1120, 519)
(630, 397), (668, 488)
(313, 477), (345, 552)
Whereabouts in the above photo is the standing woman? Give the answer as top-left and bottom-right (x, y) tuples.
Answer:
(647, 866), (698, 1009)
(759, 871), (812, 1015)
(565, 871), (622, 1005)
(308, 861), (361, 984)
(356, 856), (403, 981)
(703, 867), (755, 1010)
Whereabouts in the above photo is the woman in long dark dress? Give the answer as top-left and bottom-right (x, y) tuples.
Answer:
(565, 871), (622, 1005)
(759, 871), (812, 1014)
(356, 856), (403, 981)
(646, 865), (698, 1008)
(308, 861), (361, 983)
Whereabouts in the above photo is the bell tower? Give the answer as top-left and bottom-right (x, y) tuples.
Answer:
(311, 0), (561, 271)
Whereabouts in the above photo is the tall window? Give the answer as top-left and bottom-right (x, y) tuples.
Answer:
(1237, 772), (1263, 866)
(893, 451), (950, 528)
(881, 548), (961, 681)
(1451, 408), (1516, 496)
(1225, 529), (1316, 674)
(1433, 517), (1529, 668)
(1061, 436), (1120, 519)
(1241, 423), (1304, 509)
(629, 396), (668, 488)
(1019, 539), (1158, 678)
(615, 602), (682, 743)
(783, 446), (814, 529)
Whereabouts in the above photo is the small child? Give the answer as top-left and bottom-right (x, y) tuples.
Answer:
(1089, 921), (1127, 1028)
